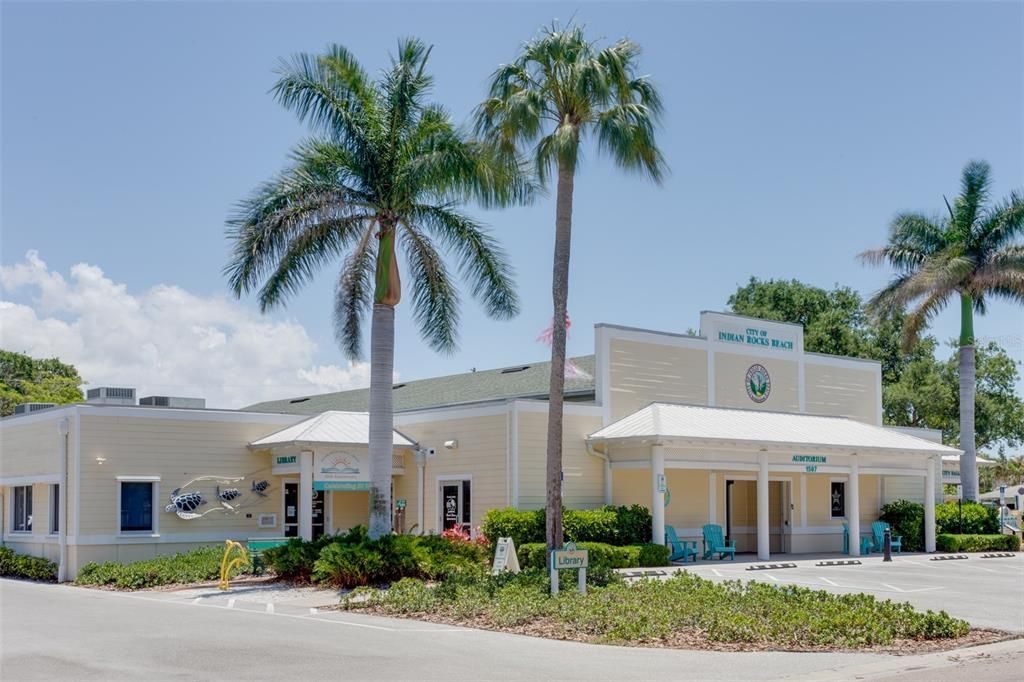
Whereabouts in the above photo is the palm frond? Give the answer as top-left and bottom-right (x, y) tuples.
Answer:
(255, 214), (369, 312)
(400, 224), (460, 353)
(973, 191), (1024, 250)
(332, 226), (377, 359)
(272, 45), (377, 148)
(901, 290), (950, 351)
(953, 160), (991, 236)
(408, 204), (519, 320)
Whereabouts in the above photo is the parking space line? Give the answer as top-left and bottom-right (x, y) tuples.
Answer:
(879, 583), (904, 592)
(764, 574), (780, 582)
(711, 569), (723, 577)
(265, 603), (274, 614)
(227, 599), (235, 609)
(818, 577), (839, 587)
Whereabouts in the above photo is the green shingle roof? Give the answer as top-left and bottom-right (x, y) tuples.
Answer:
(243, 355), (596, 415)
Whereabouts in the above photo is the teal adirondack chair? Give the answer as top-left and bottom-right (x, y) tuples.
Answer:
(842, 522), (872, 555)
(665, 525), (698, 563)
(871, 521), (902, 553)
(701, 524), (736, 560)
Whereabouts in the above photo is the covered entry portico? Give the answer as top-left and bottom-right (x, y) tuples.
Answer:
(249, 411), (415, 541)
(588, 404), (960, 560)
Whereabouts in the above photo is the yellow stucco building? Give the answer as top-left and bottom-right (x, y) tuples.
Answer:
(1, 312), (959, 579)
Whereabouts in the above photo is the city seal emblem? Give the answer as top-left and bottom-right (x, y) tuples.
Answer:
(745, 364), (771, 403)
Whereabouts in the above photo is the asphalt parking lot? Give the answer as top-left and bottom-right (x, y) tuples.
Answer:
(637, 553), (1024, 633)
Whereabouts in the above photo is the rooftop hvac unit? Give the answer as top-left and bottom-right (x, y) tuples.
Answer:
(138, 396), (206, 409)
(13, 402), (57, 415)
(85, 387), (136, 405)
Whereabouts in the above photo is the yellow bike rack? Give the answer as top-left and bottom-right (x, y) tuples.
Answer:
(219, 539), (247, 591)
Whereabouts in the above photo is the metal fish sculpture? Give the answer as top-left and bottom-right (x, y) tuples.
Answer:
(251, 480), (270, 497)
(165, 490), (206, 519)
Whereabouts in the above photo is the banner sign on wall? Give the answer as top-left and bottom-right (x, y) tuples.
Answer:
(314, 451), (370, 491)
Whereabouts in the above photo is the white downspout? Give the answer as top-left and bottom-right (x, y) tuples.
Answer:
(585, 441), (612, 506)
(416, 449), (426, 535)
(58, 417), (70, 582)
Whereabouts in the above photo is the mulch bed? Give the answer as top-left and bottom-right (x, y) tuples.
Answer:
(337, 604), (1012, 654)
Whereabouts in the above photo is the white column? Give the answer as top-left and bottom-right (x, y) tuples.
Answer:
(416, 450), (426, 535)
(925, 457), (936, 552)
(757, 453), (770, 560)
(651, 445), (666, 546)
(299, 449), (314, 541)
(849, 455), (861, 557)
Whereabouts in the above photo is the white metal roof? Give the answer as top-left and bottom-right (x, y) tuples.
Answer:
(249, 411), (415, 449)
(588, 403), (961, 456)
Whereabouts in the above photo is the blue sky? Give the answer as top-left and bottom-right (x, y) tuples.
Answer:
(2, 0), (1022, 408)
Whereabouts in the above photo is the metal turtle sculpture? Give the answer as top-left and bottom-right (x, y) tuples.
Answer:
(251, 480), (270, 497)
(165, 490), (206, 519)
(218, 487), (241, 502)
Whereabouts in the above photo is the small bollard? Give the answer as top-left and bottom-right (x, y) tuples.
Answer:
(883, 527), (892, 562)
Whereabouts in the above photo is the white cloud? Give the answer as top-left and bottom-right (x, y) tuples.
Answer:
(0, 251), (372, 408)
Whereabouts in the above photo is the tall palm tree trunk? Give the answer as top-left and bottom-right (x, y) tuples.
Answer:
(958, 293), (978, 502)
(545, 160), (574, 555)
(368, 302), (396, 538)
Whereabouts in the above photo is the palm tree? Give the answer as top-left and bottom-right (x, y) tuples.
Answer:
(226, 40), (531, 538)
(476, 23), (666, 553)
(861, 160), (1024, 502)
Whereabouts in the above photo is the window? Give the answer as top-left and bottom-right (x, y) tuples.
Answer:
(12, 485), (32, 532)
(50, 484), (60, 534)
(830, 481), (846, 519)
(120, 481), (154, 532)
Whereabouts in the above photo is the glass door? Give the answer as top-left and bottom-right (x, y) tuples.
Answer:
(284, 482), (299, 537)
(311, 489), (325, 539)
(439, 480), (471, 532)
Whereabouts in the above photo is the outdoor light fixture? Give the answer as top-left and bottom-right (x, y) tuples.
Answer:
(444, 439), (458, 450)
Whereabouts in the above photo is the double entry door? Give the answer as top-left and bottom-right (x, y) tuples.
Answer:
(283, 481), (325, 539)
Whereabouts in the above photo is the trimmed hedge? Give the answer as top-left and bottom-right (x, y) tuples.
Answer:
(935, 533), (1020, 553)
(935, 501), (999, 535)
(516, 542), (670, 570)
(0, 546), (57, 582)
(75, 545), (244, 589)
(481, 505), (652, 548)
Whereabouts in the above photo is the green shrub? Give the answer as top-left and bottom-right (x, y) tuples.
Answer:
(610, 504), (653, 544)
(480, 508), (545, 547)
(935, 533), (1020, 552)
(262, 534), (335, 582)
(880, 500), (925, 552)
(269, 527), (489, 588)
(0, 547), (57, 582)
(349, 568), (971, 647)
(935, 501), (999, 535)
(75, 545), (246, 589)
(481, 505), (653, 548)
(563, 508), (618, 544)
(515, 542), (668, 571)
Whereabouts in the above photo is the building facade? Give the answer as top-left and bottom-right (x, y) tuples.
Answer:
(0, 312), (959, 579)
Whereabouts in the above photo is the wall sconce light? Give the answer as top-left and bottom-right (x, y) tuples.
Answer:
(95, 457), (107, 464)
(444, 439), (458, 450)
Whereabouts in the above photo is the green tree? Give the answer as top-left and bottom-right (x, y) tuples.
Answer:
(476, 23), (666, 554)
(861, 160), (1024, 501)
(726, 278), (1024, 452)
(226, 40), (531, 539)
(0, 350), (84, 416)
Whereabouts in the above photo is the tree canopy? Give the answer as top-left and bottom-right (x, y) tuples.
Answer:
(0, 350), (84, 416)
(727, 278), (1024, 451)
